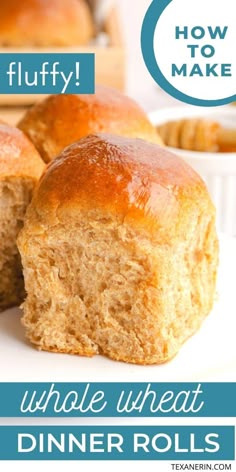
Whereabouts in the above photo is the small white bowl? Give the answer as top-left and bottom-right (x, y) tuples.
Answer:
(149, 106), (236, 236)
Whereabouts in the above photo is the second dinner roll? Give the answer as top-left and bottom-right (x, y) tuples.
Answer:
(0, 0), (94, 47)
(18, 86), (163, 163)
(17, 134), (218, 364)
(0, 124), (44, 311)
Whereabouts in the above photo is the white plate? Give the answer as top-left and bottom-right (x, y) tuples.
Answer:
(0, 234), (235, 382)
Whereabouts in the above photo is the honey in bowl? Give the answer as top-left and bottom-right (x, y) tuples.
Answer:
(157, 118), (236, 153)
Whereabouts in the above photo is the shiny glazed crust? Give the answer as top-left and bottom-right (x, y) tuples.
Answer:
(32, 133), (211, 240)
(0, 0), (94, 47)
(18, 86), (163, 163)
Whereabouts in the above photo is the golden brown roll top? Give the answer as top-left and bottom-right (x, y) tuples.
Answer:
(0, 0), (94, 47)
(0, 123), (45, 180)
(28, 133), (213, 241)
(18, 86), (163, 163)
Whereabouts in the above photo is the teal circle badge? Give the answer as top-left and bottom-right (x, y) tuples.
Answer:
(141, 0), (236, 106)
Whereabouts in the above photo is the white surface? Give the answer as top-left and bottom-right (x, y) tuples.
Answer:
(150, 106), (236, 236)
(1, 457), (235, 472)
(0, 235), (235, 382)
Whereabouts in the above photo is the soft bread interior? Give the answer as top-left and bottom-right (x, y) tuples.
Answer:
(0, 178), (34, 311)
(20, 208), (218, 365)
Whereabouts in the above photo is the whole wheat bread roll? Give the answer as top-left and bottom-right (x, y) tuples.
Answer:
(0, 0), (94, 47)
(17, 134), (218, 364)
(18, 86), (163, 163)
(0, 124), (45, 311)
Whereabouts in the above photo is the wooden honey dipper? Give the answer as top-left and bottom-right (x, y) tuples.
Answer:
(157, 118), (236, 153)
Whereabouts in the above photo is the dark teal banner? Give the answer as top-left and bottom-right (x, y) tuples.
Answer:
(0, 53), (95, 94)
(0, 426), (234, 461)
(0, 383), (235, 417)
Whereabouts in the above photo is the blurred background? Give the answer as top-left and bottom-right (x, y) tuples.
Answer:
(0, 0), (178, 113)
(118, 0), (179, 111)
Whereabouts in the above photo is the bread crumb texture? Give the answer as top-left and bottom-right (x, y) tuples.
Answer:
(0, 179), (35, 310)
(0, 124), (45, 311)
(17, 134), (219, 364)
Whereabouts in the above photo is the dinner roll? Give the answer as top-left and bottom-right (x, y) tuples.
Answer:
(17, 134), (218, 364)
(18, 86), (163, 163)
(0, 124), (44, 311)
(0, 0), (94, 47)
